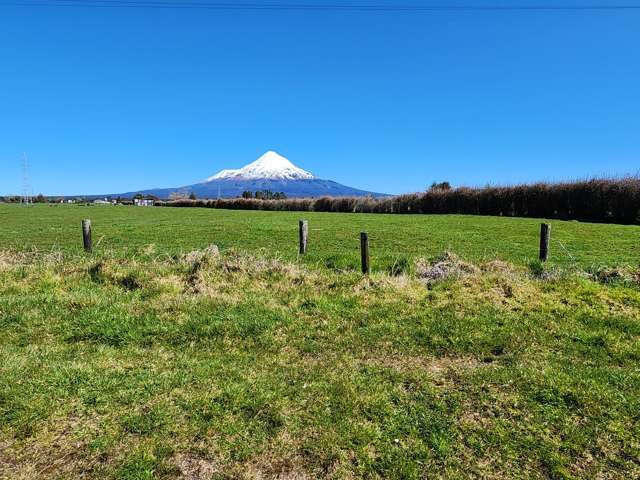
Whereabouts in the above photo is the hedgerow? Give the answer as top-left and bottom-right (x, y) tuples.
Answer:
(157, 177), (640, 225)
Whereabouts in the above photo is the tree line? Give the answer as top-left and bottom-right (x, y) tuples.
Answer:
(156, 177), (640, 225)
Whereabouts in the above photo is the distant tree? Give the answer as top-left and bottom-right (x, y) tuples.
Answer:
(241, 191), (253, 199)
(189, 192), (197, 200)
(429, 181), (452, 192)
(34, 193), (46, 203)
(253, 189), (286, 200)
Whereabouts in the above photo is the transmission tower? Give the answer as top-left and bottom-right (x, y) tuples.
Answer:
(21, 152), (32, 205)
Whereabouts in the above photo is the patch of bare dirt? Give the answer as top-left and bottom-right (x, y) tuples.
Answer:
(175, 453), (220, 480)
(366, 354), (484, 379)
(241, 458), (311, 480)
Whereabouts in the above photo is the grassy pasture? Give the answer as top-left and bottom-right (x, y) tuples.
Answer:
(0, 204), (639, 479)
(0, 204), (639, 270)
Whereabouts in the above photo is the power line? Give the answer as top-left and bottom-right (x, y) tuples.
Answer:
(2, 1), (640, 12)
(21, 152), (32, 206)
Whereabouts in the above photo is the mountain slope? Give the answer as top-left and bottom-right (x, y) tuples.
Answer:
(116, 151), (386, 199)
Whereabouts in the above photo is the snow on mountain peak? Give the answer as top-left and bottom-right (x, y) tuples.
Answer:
(207, 151), (315, 182)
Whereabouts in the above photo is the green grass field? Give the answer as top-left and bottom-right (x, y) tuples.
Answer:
(1, 204), (639, 479)
(1, 204), (639, 270)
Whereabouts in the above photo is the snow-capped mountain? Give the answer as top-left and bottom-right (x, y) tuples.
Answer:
(207, 151), (315, 181)
(110, 151), (386, 199)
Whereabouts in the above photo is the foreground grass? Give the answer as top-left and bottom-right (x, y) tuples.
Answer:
(1, 204), (639, 270)
(0, 247), (638, 479)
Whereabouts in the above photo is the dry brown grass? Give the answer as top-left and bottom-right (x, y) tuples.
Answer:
(174, 453), (219, 480)
(415, 252), (480, 283)
(181, 244), (220, 268)
(0, 415), (103, 480)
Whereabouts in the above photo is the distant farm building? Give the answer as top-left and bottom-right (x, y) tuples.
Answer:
(134, 199), (155, 207)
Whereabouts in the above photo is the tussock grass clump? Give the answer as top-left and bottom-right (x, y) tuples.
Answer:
(181, 244), (220, 268)
(0, 248), (639, 479)
(415, 251), (480, 283)
(0, 249), (65, 270)
(482, 259), (518, 274)
(0, 250), (20, 269)
(590, 265), (640, 286)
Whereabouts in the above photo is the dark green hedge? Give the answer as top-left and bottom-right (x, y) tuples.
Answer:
(157, 177), (640, 225)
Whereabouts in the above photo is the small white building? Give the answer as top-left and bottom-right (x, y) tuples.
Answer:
(134, 199), (155, 207)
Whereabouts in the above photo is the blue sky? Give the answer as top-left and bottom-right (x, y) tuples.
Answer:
(1, 1), (639, 196)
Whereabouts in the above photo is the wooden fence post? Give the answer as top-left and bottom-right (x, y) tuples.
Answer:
(360, 232), (370, 274)
(82, 219), (92, 252)
(299, 220), (308, 254)
(539, 223), (550, 261)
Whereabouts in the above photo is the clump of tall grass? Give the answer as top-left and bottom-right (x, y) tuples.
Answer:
(415, 252), (480, 283)
(157, 176), (640, 224)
